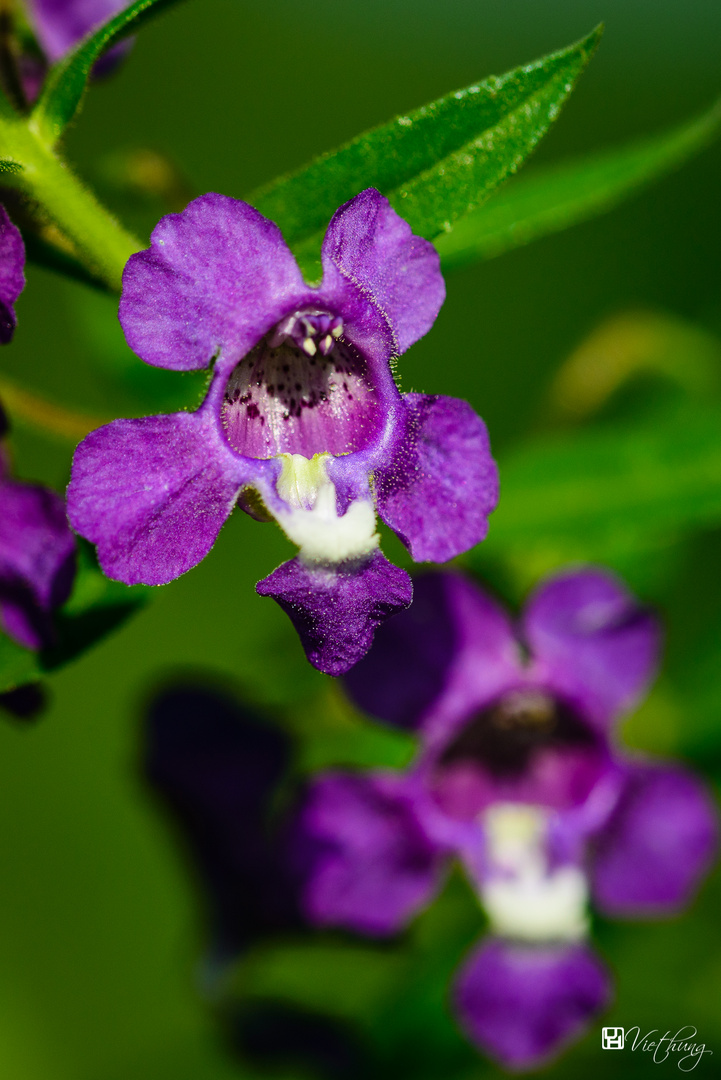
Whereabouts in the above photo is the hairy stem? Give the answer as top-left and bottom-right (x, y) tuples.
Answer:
(1, 119), (143, 290)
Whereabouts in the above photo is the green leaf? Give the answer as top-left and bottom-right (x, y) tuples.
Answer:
(470, 406), (721, 583)
(546, 310), (721, 422)
(435, 98), (721, 269)
(0, 541), (149, 694)
(30, 0), (187, 147)
(0, 159), (22, 174)
(250, 27), (602, 277)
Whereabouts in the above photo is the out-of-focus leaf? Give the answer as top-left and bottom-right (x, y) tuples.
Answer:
(30, 0), (187, 147)
(250, 28), (602, 277)
(0, 541), (149, 693)
(547, 311), (721, 422)
(435, 99), (721, 268)
(0, 376), (107, 440)
(470, 406), (721, 584)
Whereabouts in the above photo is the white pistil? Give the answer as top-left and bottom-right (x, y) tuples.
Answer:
(480, 803), (589, 943)
(274, 452), (379, 564)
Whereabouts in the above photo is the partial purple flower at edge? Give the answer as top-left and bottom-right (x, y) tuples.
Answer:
(27, 0), (128, 62)
(22, 0), (132, 100)
(0, 408), (76, 650)
(0, 204), (25, 344)
(0, 226), (75, 650)
(67, 189), (499, 674)
(294, 568), (718, 1070)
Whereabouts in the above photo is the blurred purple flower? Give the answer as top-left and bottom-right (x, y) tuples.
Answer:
(68, 189), (498, 674)
(0, 403), (76, 650)
(295, 568), (718, 1070)
(19, 0), (131, 102)
(25, 0), (128, 64)
(145, 682), (372, 1073)
(143, 683), (301, 967)
(1, 2), (133, 106)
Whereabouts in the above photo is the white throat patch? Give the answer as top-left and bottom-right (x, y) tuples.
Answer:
(480, 803), (589, 943)
(274, 452), (379, 565)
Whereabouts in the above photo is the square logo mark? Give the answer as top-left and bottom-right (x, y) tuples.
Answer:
(602, 1027), (625, 1050)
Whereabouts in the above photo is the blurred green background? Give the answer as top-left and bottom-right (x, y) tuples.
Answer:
(1, 0), (721, 1076)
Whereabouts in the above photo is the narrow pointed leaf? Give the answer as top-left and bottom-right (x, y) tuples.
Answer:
(31, 0), (187, 147)
(250, 27), (602, 275)
(436, 98), (721, 269)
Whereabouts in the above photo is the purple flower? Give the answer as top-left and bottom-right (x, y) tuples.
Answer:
(296, 569), (718, 1070)
(67, 190), (498, 674)
(0, 404), (76, 650)
(0, 204), (25, 344)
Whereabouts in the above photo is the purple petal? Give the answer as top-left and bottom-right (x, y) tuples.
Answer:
(27, 0), (128, 63)
(523, 568), (661, 730)
(296, 771), (444, 935)
(591, 763), (718, 916)
(321, 189), (445, 355)
(0, 476), (76, 650)
(119, 194), (309, 372)
(0, 205), (25, 345)
(256, 550), (413, 676)
(455, 937), (612, 1071)
(67, 411), (246, 586)
(144, 684), (299, 959)
(344, 572), (521, 733)
(375, 394), (498, 563)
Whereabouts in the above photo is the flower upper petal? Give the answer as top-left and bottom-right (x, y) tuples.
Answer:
(119, 194), (309, 372)
(321, 189), (445, 356)
(256, 550), (412, 676)
(0, 476), (76, 649)
(0, 205), (25, 345)
(375, 393), (498, 563)
(67, 411), (248, 585)
(590, 762), (718, 917)
(523, 568), (661, 730)
(296, 771), (445, 936)
(454, 937), (611, 1071)
(344, 572), (521, 735)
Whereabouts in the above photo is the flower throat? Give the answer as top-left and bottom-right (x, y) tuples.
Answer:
(221, 309), (381, 460)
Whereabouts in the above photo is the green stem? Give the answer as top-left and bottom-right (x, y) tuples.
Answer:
(1, 119), (143, 291)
